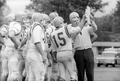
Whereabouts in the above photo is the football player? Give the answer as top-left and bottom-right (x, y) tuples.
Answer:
(25, 13), (48, 81)
(0, 13), (23, 81)
(50, 16), (86, 81)
(0, 24), (9, 81)
(7, 14), (24, 81)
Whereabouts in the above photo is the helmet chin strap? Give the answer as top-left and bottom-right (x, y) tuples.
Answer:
(56, 26), (59, 29)
(55, 25), (62, 30)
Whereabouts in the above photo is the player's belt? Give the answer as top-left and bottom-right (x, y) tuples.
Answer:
(75, 47), (84, 50)
(75, 47), (91, 50)
(57, 50), (72, 52)
(6, 45), (15, 48)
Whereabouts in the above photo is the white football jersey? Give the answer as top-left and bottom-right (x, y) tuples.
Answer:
(46, 24), (55, 36)
(45, 24), (55, 51)
(3, 37), (14, 50)
(27, 22), (45, 51)
(50, 26), (72, 52)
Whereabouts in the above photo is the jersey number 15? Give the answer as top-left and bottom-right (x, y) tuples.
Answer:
(52, 32), (66, 48)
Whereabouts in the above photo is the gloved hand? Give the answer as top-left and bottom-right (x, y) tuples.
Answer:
(51, 51), (57, 63)
(42, 56), (48, 65)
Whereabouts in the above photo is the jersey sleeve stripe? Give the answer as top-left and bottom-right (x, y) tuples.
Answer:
(32, 23), (40, 31)
(65, 26), (71, 38)
(49, 35), (57, 49)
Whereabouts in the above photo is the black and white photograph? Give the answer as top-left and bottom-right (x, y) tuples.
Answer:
(0, 0), (119, 81)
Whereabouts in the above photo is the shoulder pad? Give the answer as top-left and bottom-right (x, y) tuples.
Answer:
(64, 25), (71, 38)
(32, 22), (41, 30)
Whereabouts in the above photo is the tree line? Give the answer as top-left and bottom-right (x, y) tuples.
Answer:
(1, 0), (120, 42)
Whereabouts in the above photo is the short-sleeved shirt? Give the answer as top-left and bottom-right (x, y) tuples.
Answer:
(81, 25), (93, 49)
(67, 24), (81, 38)
(67, 24), (83, 49)
(74, 25), (94, 50)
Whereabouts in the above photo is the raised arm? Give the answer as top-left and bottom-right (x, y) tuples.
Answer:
(79, 15), (87, 30)
(90, 20), (97, 31)
(88, 26), (98, 43)
(90, 14), (97, 31)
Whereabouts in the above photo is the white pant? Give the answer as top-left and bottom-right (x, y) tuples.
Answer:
(1, 47), (23, 81)
(1, 47), (15, 81)
(7, 51), (23, 81)
(57, 51), (77, 80)
(7, 72), (22, 81)
(1, 58), (8, 81)
(26, 49), (46, 81)
(50, 63), (59, 81)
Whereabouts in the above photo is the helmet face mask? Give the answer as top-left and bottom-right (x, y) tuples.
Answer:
(0, 25), (8, 37)
(22, 16), (31, 26)
(1, 30), (7, 37)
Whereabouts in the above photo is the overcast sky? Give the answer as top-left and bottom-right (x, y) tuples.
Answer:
(6, 0), (118, 17)
(6, 0), (31, 14)
(95, 0), (118, 17)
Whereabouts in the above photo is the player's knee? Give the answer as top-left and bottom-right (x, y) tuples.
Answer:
(22, 76), (26, 81)
(36, 78), (45, 81)
(22, 69), (26, 77)
(7, 73), (22, 81)
(44, 74), (48, 81)
(57, 76), (65, 81)
(1, 72), (8, 78)
(1, 72), (8, 81)
(9, 56), (18, 63)
(50, 78), (55, 81)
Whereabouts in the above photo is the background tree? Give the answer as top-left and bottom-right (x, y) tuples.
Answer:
(0, 0), (7, 26)
(27, 0), (108, 22)
(95, 15), (114, 41)
(0, 0), (6, 8)
(95, 0), (120, 42)
(112, 1), (120, 33)
(28, 0), (120, 42)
